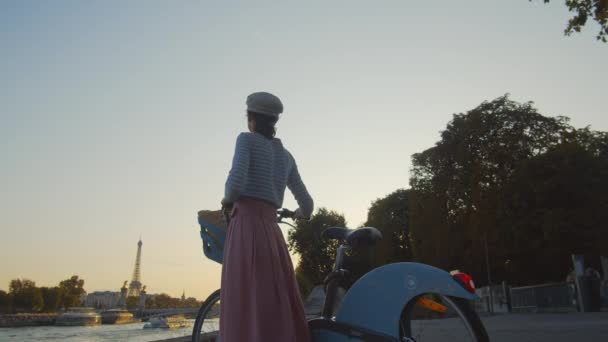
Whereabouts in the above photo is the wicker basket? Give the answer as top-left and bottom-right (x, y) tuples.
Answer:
(197, 209), (227, 264)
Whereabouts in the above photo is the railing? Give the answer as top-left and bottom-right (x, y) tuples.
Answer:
(474, 284), (510, 314)
(510, 282), (577, 313)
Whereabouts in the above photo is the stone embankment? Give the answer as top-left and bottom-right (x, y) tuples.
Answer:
(0, 313), (57, 327)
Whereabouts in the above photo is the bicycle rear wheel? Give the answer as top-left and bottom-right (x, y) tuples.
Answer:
(192, 289), (220, 342)
(400, 294), (489, 342)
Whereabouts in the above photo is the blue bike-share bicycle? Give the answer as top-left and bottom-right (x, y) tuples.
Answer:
(193, 209), (489, 342)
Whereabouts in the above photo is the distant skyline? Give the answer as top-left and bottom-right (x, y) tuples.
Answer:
(1, 1), (606, 299)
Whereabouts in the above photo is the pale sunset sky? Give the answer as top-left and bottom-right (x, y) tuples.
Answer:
(1, 1), (606, 300)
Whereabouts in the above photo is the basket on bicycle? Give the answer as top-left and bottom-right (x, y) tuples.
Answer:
(197, 210), (227, 265)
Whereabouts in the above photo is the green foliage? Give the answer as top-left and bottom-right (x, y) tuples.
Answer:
(409, 94), (608, 285)
(145, 296), (155, 308)
(498, 142), (608, 284)
(288, 208), (346, 288)
(5, 276), (87, 313)
(534, 0), (608, 42)
(39, 287), (62, 312)
(9, 279), (43, 312)
(153, 294), (173, 309)
(144, 293), (199, 309)
(183, 297), (201, 308)
(0, 290), (11, 313)
(126, 296), (139, 310)
(294, 265), (314, 298)
(59, 275), (85, 309)
(365, 189), (413, 267)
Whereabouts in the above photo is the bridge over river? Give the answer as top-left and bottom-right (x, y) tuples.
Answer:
(136, 307), (199, 320)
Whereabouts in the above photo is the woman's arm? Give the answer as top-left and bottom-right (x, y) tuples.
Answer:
(223, 133), (251, 205)
(287, 154), (314, 218)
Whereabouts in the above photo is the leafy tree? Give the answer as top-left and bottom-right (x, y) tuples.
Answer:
(572, 127), (608, 157)
(126, 296), (139, 310)
(59, 276), (85, 309)
(534, 0), (608, 42)
(153, 293), (174, 309)
(410, 95), (572, 283)
(365, 189), (413, 267)
(409, 94), (608, 285)
(183, 297), (201, 308)
(288, 208), (346, 294)
(498, 142), (608, 284)
(9, 279), (43, 312)
(142, 293), (193, 309)
(145, 296), (155, 309)
(39, 287), (62, 312)
(0, 290), (11, 313)
(294, 265), (315, 298)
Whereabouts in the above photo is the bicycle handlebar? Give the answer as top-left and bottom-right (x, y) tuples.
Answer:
(278, 208), (296, 220)
(221, 207), (296, 226)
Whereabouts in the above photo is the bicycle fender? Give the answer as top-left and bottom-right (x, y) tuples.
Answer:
(334, 262), (478, 338)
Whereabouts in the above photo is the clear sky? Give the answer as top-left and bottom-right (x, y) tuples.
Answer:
(1, 1), (606, 300)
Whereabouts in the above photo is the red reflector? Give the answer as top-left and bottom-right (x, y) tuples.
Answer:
(452, 272), (476, 294)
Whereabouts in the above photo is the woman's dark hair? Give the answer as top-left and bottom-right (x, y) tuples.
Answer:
(247, 111), (278, 139)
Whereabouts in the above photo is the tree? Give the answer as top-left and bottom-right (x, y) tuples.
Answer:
(498, 142), (608, 284)
(0, 290), (11, 313)
(409, 94), (608, 285)
(410, 95), (572, 283)
(39, 287), (62, 312)
(288, 208), (346, 295)
(126, 296), (139, 310)
(294, 265), (315, 298)
(153, 293), (173, 309)
(534, 0), (608, 42)
(59, 276), (85, 309)
(184, 297), (201, 308)
(9, 279), (43, 312)
(145, 296), (156, 309)
(365, 189), (413, 267)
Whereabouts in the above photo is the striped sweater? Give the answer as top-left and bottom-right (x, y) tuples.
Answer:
(223, 132), (314, 217)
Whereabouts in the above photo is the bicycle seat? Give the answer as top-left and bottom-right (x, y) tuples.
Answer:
(322, 226), (382, 245)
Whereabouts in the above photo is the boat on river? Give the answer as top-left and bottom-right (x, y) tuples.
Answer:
(55, 307), (101, 326)
(100, 309), (135, 324)
(143, 315), (190, 329)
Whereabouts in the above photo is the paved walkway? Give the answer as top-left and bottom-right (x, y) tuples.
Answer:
(161, 313), (608, 341)
(481, 313), (608, 342)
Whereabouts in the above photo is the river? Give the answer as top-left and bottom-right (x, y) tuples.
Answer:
(0, 320), (195, 342)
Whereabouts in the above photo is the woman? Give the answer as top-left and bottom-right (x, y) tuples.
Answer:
(220, 92), (314, 342)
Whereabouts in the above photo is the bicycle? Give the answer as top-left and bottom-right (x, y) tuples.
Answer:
(194, 208), (490, 342)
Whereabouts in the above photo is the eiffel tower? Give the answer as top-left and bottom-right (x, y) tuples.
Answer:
(127, 239), (143, 297)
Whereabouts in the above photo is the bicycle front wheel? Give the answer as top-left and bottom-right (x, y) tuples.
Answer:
(192, 289), (221, 342)
(400, 294), (489, 342)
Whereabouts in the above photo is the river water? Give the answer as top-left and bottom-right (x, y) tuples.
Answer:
(0, 320), (195, 342)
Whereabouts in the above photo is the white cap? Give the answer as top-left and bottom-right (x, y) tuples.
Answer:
(246, 92), (283, 118)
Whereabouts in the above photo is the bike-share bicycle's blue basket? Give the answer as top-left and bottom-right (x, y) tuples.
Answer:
(197, 211), (226, 265)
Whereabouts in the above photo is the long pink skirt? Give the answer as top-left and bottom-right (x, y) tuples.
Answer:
(219, 197), (310, 342)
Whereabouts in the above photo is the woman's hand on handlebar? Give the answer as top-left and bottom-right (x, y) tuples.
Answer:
(278, 208), (296, 220)
(293, 208), (309, 220)
(278, 208), (309, 221)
